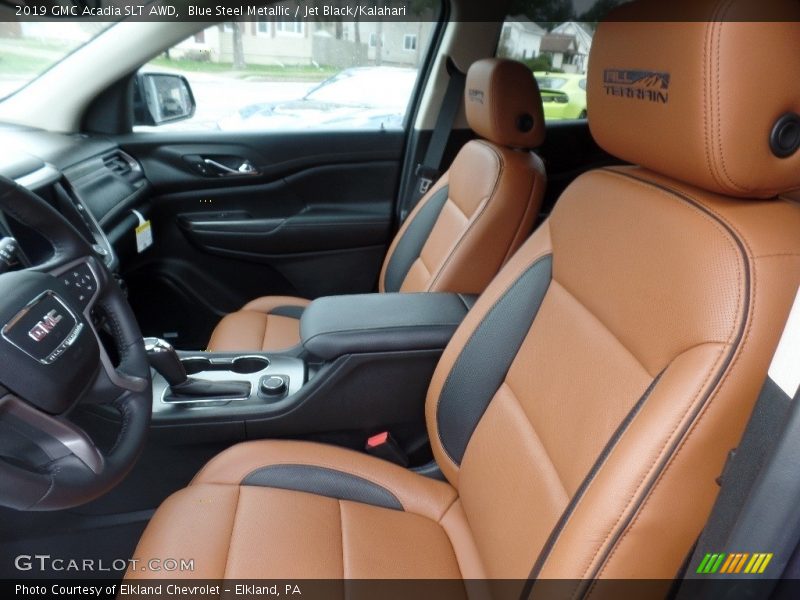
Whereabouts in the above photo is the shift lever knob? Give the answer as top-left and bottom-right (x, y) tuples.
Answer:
(144, 337), (188, 387)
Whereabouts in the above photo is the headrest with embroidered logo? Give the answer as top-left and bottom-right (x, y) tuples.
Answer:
(465, 58), (546, 149)
(588, 0), (800, 198)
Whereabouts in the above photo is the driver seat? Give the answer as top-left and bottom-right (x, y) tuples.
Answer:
(128, 0), (800, 582)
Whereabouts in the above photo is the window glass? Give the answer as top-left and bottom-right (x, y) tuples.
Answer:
(137, 1), (439, 132)
(497, 0), (629, 121)
(535, 76), (568, 90)
(0, 22), (116, 101)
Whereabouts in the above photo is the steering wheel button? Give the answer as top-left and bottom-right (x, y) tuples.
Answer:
(62, 263), (99, 310)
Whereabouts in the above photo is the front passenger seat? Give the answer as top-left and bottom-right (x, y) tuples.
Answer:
(130, 0), (800, 583)
(207, 58), (547, 352)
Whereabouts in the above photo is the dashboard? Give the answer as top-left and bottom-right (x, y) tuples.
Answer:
(0, 123), (150, 274)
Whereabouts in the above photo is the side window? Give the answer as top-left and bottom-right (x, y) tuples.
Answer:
(496, 1), (627, 121)
(137, 2), (439, 132)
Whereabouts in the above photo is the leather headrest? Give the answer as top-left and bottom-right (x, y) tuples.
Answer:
(589, 0), (800, 198)
(465, 58), (545, 149)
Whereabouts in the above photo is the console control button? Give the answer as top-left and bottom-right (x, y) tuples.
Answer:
(260, 375), (287, 397)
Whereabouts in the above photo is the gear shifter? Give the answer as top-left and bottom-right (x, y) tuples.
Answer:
(144, 337), (188, 386)
(144, 337), (251, 400)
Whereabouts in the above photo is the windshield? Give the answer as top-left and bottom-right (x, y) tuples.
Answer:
(0, 22), (115, 100)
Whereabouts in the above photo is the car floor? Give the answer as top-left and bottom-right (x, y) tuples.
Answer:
(0, 511), (149, 579)
(0, 409), (231, 580)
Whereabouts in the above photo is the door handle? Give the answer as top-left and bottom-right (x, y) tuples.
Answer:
(182, 154), (262, 177)
(203, 158), (260, 176)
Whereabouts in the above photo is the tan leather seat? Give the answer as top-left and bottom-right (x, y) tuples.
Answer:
(207, 58), (547, 352)
(130, 0), (800, 583)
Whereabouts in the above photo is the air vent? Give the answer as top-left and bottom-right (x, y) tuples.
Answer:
(102, 151), (141, 178)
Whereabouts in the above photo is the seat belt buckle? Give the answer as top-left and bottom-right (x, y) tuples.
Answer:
(414, 164), (439, 196)
(365, 431), (409, 467)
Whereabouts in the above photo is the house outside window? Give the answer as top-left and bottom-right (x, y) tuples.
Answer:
(369, 32), (384, 48)
(276, 22), (304, 36)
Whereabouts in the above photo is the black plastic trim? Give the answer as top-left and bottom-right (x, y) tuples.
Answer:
(770, 112), (800, 158)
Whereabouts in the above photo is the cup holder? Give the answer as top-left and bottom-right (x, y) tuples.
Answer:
(181, 357), (212, 375)
(180, 356), (269, 376)
(231, 356), (269, 374)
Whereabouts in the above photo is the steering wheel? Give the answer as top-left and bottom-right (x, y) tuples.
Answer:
(0, 176), (151, 510)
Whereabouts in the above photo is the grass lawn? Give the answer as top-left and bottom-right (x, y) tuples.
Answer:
(0, 35), (78, 76)
(5, 36), (75, 51)
(150, 57), (337, 82)
(0, 51), (53, 75)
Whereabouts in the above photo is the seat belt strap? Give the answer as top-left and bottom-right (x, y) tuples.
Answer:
(678, 286), (800, 598)
(404, 57), (466, 219)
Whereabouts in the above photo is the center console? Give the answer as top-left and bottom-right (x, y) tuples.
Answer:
(151, 350), (306, 407)
(150, 349), (305, 421)
(136, 292), (474, 451)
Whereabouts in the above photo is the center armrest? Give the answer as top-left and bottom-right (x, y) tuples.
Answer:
(300, 293), (474, 361)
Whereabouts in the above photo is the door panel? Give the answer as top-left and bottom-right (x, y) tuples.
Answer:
(177, 204), (391, 257)
(117, 130), (404, 349)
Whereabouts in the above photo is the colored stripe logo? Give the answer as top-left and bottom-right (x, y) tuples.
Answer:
(696, 552), (773, 574)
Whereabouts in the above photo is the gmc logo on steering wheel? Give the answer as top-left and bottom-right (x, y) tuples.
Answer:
(28, 310), (63, 342)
